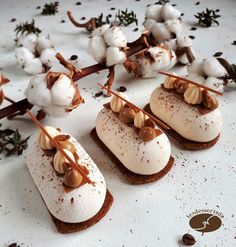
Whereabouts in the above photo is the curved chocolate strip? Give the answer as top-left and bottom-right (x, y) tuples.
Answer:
(0, 98), (33, 119)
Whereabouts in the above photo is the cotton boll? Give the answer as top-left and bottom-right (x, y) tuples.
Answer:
(143, 19), (156, 32)
(51, 75), (75, 106)
(36, 35), (54, 54)
(176, 36), (192, 48)
(24, 58), (44, 75)
(106, 47), (126, 66)
(187, 73), (205, 84)
(15, 47), (35, 67)
(91, 24), (110, 36)
(165, 19), (182, 35)
(40, 48), (57, 67)
(18, 33), (38, 53)
(187, 60), (205, 76)
(203, 58), (227, 77)
(148, 46), (171, 71)
(103, 26), (127, 48)
(88, 36), (107, 63)
(204, 76), (224, 94)
(136, 58), (156, 78)
(178, 49), (195, 64)
(145, 4), (163, 22)
(43, 105), (68, 118)
(163, 39), (177, 51)
(164, 50), (177, 70)
(25, 74), (52, 107)
(161, 4), (181, 21)
(151, 23), (174, 42)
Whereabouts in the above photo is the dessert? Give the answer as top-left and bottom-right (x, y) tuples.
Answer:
(26, 111), (113, 233)
(145, 72), (223, 150)
(91, 84), (174, 184)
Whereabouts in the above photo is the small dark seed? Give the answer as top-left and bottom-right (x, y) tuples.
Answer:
(189, 35), (195, 39)
(70, 55), (78, 60)
(181, 13), (184, 16)
(195, 1), (200, 5)
(172, 4), (177, 6)
(36, 6), (41, 9)
(215, 9), (220, 12)
(95, 91), (103, 98)
(80, 17), (86, 20)
(232, 40), (236, 45)
(133, 27), (139, 32)
(108, 14), (112, 18)
(75, 1), (81, 5)
(213, 52), (223, 57)
(190, 27), (197, 31)
(10, 18), (16, 22)
(110, 7), (115, 10)
(182, 233), (196, 246)
(117, 86), (127, 92)
(60, 19), (65, 23)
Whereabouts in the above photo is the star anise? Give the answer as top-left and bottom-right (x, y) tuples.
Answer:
(41, 1), (59, 15)
(14, 19), (41, 36)
(0, 124), (30, 156)
(195, 8), (221, 27)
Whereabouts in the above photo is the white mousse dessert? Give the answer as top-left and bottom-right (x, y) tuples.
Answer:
(150, 76), (223, 143)
(27, 126), (107, 224)
(96, 93), (171, 175)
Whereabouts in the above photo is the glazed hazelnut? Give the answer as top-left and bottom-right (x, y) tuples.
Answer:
(174, 81), (189, 94)
(119, 107), (136, 124)
(202, 90), (218, 110)
(64, 169), (83, 188)
(139, 127), (156, 142)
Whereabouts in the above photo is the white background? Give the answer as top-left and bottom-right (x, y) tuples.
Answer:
(0, 0), (236, 246)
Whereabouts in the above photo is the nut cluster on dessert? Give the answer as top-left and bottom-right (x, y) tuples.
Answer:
(163, 74), (218, 111)
(38, 126), (84, 188)
(109, 92), (162, 142)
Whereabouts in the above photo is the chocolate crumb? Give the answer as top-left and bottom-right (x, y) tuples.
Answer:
(71, 197), (74, 204)
(182, 233), (196, 245)
(10, 18), (16, 22)
(117, 86), (127, 92)
(75, 1), (81, 5)
(70, 55), (78, 60)
(189, 35), (195, 39)
(213, 52), (223, 57)
(190, 27), (197, 31)
(133, 27), (139, 32)
(95, 91), (103, 97)
(195, 1), (200, 5)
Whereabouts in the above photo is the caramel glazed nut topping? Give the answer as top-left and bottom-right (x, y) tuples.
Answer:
(38, 126), (83, 188)
(163, 75), (218, 110)
(110, 92), (161, 142)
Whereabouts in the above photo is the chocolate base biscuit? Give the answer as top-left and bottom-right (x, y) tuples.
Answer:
(90, 128), (174, 184)
(144, 103), (220, 151)
(51, 189), (113, 234)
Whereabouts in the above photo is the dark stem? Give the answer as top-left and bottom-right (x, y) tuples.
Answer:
(67, 11), (96, 30)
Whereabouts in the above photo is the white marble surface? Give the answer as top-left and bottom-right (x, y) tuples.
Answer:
(0, 0), (236, 246)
